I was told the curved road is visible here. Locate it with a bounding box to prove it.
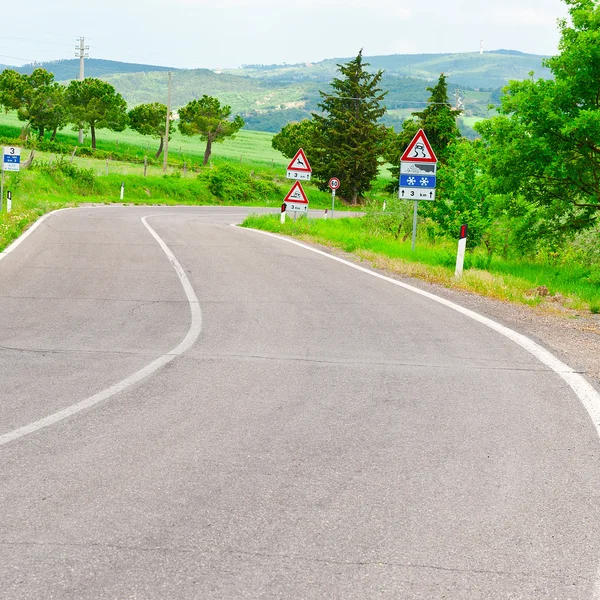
[1,206,600,599]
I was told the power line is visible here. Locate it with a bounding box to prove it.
[0,53,35,63]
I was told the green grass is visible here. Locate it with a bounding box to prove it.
[240,214,600,311]
[0,111,287,168]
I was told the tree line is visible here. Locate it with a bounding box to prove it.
[0,70,244,164]
[272,0,600,258]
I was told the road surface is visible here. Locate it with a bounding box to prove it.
[1,206,600,599]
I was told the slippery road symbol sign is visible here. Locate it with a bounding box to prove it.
[284,181,309,204]
[400,129,437,163]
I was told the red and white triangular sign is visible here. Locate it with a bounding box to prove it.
[401,129,437,163]
[287,148,312,173]
[284,181,309,204]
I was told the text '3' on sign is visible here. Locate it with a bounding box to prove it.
[2,146,21,172]
[286,148,312,181]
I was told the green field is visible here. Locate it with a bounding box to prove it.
[0,111,288,171]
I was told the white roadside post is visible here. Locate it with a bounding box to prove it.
[455,224,468,277]
[120,181,125,201]
[280,202,286,224]
[2,146,21,212]
[398,129,437,251]
[328,177,340,219]
[6,191,12,213]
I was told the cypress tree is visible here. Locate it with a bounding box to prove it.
[411,73,462,163]
[311,50,388,204]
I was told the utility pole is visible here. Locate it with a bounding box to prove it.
[75,37,89,144]
[163,72,172,173]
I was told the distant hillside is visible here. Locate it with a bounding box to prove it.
[228,50,551,90]
[14,58,177,81]
[0,50,552,135]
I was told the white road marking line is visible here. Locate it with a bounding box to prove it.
[0,215,202,447]
[238,225,600,599]
[237,226,600,436]
[0,208,74,262]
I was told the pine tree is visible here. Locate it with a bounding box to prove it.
[311,51,388,204]
[411,73,462,163]
[383,73,461,192]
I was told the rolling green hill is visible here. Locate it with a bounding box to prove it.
[226,49,551,89]
[2,50,551,135]
[13,58,176,81]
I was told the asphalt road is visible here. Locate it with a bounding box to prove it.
[1,206,600,599]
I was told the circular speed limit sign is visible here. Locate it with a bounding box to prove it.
[328,177,340,190]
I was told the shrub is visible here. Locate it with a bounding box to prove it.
[206,163,281,204]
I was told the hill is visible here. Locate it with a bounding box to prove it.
[0,50,552,135]
[13,58,176,81]
[226,49,551,90]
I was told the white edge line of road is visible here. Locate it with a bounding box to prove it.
[0,207,75,262]
[0,214,202,447]
[235,225,600,436]
[238,224,600,600]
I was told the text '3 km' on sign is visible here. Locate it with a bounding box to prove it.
[399,129,437,202]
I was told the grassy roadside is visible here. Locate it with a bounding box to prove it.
[240,214,600,314]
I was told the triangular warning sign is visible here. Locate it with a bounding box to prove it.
[287,148,312,172]
[284,181,309,204]
[400,129,437,163]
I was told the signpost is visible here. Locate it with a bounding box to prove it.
[1,146,21,212]
[398,130,437,250]
[283,149,312,218]
[328,177,340,219]
[286,149,312,181]
[283,181,309,215]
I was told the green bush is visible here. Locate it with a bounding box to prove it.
[32,157,95,189]
[206,163,281,204]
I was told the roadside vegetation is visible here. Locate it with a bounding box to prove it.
[245,0,600,313]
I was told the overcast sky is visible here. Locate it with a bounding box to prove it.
[1,0,569,69]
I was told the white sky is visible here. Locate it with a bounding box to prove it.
[1,0,569,69]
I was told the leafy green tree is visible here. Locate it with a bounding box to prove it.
[66,78,128,149]
[476,0,600,237]
[0,69,26,113]
[271,119,316,159]
[128,102,171,158]
[420,139,494,250]
[311,50,388,204]
[0,68,67,140]
[178,95,244,165]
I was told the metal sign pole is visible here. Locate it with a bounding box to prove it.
[411,200,419,251]
[0,166,4,213]
[331,189,335,219]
